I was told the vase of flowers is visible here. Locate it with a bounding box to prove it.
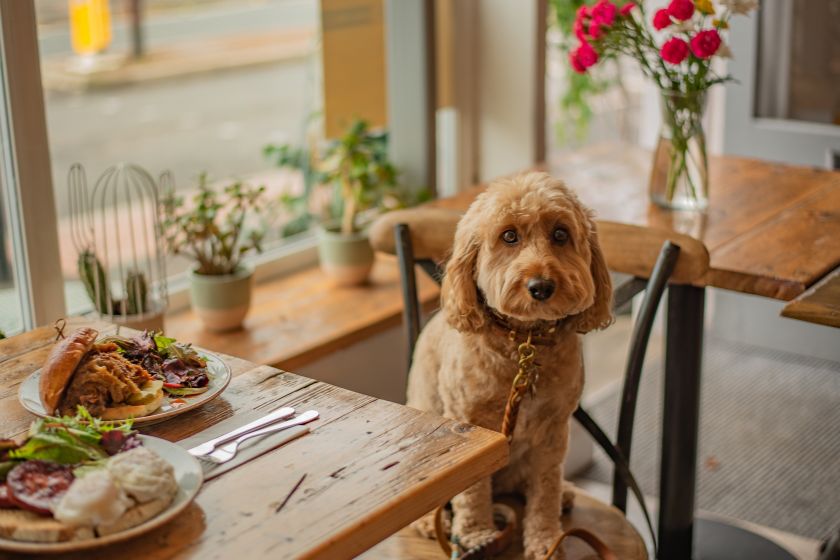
[569,0,758,210]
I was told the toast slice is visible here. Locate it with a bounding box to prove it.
[0,509,94,543]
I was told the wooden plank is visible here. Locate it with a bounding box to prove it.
[709,185,840,300]
[165,255,439,371]
[782,267,840,328]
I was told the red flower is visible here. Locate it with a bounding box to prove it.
[570,42,599,73]
[569,50,587,74]
[573,18,587,41]
[620,2,637,16]
[690,29,721,58]
[591,0,617,27]
[653,9,672,30]
[589,19,605,38]
[660,37,689,64]
[667,0,695,21]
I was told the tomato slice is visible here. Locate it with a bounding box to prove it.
[163,382,183,389]
[0,484,17,509]
[6,461,74,515]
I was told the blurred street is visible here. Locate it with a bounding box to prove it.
[38,0,320,216]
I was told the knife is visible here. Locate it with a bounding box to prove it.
[188,406,295,456]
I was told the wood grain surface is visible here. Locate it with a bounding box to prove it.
[430,143,840,300]
[782,267,840,328]
[0,322,508,560]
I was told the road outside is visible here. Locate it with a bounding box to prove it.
[1,0,321,334]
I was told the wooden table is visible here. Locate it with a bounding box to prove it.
[432,143,840,560]
[0,319,508,559]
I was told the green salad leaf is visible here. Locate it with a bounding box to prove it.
[6,407,133,465]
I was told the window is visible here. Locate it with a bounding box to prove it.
[35,0,323,314]
[0,164,22,336]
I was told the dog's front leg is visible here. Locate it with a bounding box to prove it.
[450,476,498,552]
[522,424,569,560]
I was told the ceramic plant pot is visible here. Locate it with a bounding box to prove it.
[189,266,253,332]
[317,227,374,286]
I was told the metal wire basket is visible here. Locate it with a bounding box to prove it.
[68,162,168,331]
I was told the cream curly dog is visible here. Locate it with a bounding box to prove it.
[407,172,612,559]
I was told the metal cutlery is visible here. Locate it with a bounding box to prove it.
[199,410,319,466]
[188,406,295,457]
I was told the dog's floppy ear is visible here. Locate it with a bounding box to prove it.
[441,217,486,333]
[570,221,613,333]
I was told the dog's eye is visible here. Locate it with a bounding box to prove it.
[501,229,518,244]
[552,227,569,245]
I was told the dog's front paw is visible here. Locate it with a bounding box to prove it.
[524,521,565,560]
[452,527,501,556]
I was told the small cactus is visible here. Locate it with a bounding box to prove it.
[78,249,111,313]
[125,269,148,315]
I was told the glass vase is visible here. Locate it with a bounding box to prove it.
[649,90,709,211]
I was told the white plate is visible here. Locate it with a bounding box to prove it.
[18,351,231,426]
[0,435,203,553]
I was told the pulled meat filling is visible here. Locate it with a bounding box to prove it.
[59,346,152,416]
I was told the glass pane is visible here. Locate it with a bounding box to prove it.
[755,0,840,125]
[35,0,321,314]
[0,166,24,337]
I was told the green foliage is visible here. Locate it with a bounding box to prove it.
[160,174,267,276]
[265,119,413,237]
[125,269,148,315]
[0,330,5,340]
[320,119,398,234]
[549,0,615,142]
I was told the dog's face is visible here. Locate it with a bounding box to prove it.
[442,172,612,332]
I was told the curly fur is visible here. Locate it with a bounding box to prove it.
[407,172,612,559]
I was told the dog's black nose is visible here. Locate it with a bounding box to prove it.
[527,278,555,301]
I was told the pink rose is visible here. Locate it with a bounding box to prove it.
[574,18,587,41]
[570,42,599,73]
[591,0,617,27]
[690,29,721,58]
[569,50,587,74]
[620,2,637,16]
[653,9,672,30]
[660,37,689,64]
[667,0,695,20]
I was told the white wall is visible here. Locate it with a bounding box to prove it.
[476,0,538,181]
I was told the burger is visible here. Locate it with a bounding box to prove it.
[39,328,164,420]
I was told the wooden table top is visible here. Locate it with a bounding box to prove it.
[0,319,508,559]
[434,143,840,301]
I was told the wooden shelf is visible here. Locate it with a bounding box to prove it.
[165,255,440,370]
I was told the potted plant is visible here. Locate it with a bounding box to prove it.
[160,175,266,332]
[265,119,404,286]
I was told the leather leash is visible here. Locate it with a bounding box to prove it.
[434,330,619,560]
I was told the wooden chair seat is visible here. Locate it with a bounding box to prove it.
[361,490,647,559]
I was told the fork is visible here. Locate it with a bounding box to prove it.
[198,410,320,466]
[188,406,295,457]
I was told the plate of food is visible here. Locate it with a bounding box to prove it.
[19,327,231,425]
[0,409,202,552]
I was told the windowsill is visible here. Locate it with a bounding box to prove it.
[164,254,440,371]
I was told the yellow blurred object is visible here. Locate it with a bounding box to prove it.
[69,0,112,55]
